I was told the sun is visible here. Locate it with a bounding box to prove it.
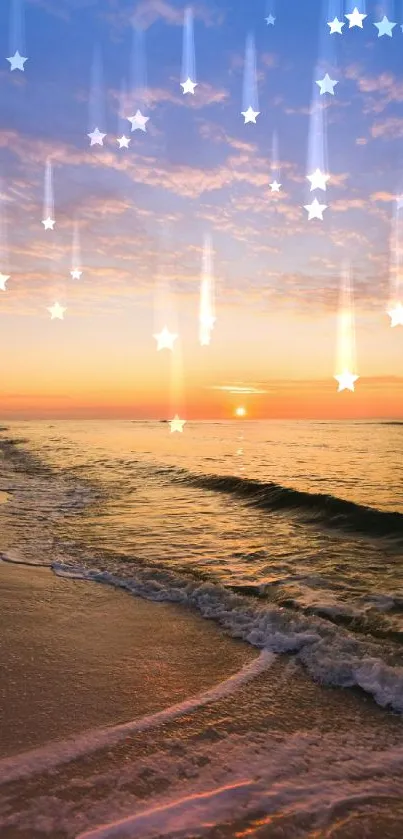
[235,406,247,417]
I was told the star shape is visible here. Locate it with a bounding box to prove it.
[374,16,396,37]
[265,14,275,25]
[47,302,66,320]
[316,73,338,95]
[181,77,198,94]
[153,327,178,351]
[117,135,130,149]
[306,168,330,191]
[127,110,149,132]
[6,50,28,71]
[170,415,186,433]
[334,371,359,392]
[70,269,82,280]
[388,303,403,327]
[88,127,106,146]
[328,17,345,34]
[303,198,327,220]
[241,106,260,124]
[345,7,367,28]
[0,273,10,291]
[42,217,55,230]
[269,180,282,192]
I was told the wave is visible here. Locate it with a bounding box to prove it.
[170,469,403,543]
[47,561,403,715]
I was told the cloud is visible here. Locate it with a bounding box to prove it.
[371,117,403,139]
[209,384,268,394]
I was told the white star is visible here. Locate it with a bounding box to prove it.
[42,217,55,230]
[170,415,186,433]
[269,180,282,192]
[181,78,198,94]
[117,135,130,149]
[334,371,359,392]
[127,110,149,132]
[265,14,275,25]
[241,106,260,124]
[328,17,345,34]
[0,273,10,290]
[345,7,367,28]
[316,73,338,95]
[388,303,403,327]
[88,127,106,146]
[47,302,66,320]
[70,269,82,280]
[153,327,178,351]
[6,50,28,71]
[374,16,396,37]
[303,198,328,220]
[306,168,330,191]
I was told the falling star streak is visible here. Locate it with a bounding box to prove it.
[153,227,179,350]
[7,0,28,70]
[0,186,10,291]
[127,27,150,132]
[334,262,359,392]
[270,130,282,192]
[387,199,403,326]
[265,0,276,26]
[117,78,130,148]
[181,7,197,94]
[42,159,55,230]
[70,220,82,280]
[327,0,344,34]
[168,339,186,432]
[199,233,216,346]
[345,2,367,28]
[241,33,260,123]
[88,44,107,145]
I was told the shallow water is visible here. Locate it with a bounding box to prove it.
[0,419,402,712]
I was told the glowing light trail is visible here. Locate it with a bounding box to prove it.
[127,28,150,132]
[334,263,359,392]
[71,221,82,280]
[6,0,28,71]
[387,198,403,327]
[181,8,197,94]
[241,34,260,123]
[42,160,55,230]
[88,45,107,146]
[199,234,216,346]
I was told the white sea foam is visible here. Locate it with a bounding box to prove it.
[0,651,274,785]
[50,562,403,715]
[75,728,403,838]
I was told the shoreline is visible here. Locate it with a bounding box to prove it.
[0,561,256,759]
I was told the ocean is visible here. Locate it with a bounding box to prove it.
[0,419,403,837]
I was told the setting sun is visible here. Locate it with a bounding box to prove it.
[235,406,247,417]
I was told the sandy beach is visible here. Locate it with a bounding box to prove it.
[1,561,403,838]
[0,562,256,759]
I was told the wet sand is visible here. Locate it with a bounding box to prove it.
[1,562,403,839]
[0,562,256,757]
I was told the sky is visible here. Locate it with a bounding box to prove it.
[0,0,403,420]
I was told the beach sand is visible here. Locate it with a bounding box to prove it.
[0,562,255,758]
[1,562,403,839]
